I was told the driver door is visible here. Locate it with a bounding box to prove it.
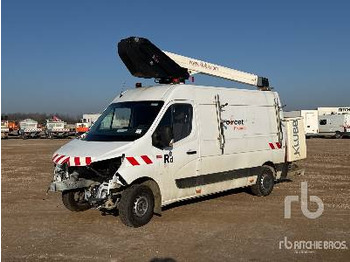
[152,101,200,201]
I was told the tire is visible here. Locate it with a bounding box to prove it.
[251,166,275,196]
[119,184,154,227]
[62,189,91,212]
[335,132,343,139]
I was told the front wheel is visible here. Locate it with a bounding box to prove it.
[251,166,275,196]
[62,189,91,212]
[119,185,154,227]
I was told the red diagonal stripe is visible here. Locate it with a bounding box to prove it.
[85,157,92,165]
[52,154,58,161]
[52,154,61,162]
[55,155,64,163]
[276,142,282,149]
[269,143,275,149]
[74,157,81,166]
[126,157,140,166]
[62,157,70,164]
[141,155,153,164]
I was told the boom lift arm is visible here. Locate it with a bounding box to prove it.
[163,51,269,89]
[118,37,269,90]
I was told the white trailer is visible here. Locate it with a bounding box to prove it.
[49,37,306,227]
[284,110,318,137]
[318,114,350,138]
[318,107,350,116]
[19,119,42,139]
[45,117,70,138]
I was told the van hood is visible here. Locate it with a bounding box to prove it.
[52,139,133,166]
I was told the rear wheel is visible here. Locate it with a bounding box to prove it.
[119,185,154,227]
[62,189,91,212]
[335,132,343,139]
[251,166,275,196]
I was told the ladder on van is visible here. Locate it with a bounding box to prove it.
[118,37,270,90]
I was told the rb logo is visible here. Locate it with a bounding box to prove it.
[284,181,324,219]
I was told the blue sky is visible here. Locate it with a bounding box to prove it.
[2,0,350,115]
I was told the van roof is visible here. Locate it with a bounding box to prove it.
[112,84,277,104]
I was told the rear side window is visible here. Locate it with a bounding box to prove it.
[320,119,327,125]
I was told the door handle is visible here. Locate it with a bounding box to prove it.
[186,150,197,155]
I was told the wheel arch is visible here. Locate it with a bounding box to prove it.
[262,161,276,177]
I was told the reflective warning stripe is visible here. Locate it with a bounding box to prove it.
[269,142,282,150]
[52,154,93,166]
[126,157,140,166]
[141,155,153,164]
[59,156,70,164]
[74,157,80,166]
[126,155,154,166]
[55,155,65,163]
[52,153,59,161]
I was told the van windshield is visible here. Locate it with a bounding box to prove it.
[85,101,164,142]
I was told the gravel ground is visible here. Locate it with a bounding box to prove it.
[1,138,349,261]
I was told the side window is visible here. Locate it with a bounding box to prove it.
[172,104,193,142]
[319,119,327,125]
[152,103,193,148]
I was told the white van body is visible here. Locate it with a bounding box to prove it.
[50,84,306,226]
[284,110,318,136]
[318,114,350,138]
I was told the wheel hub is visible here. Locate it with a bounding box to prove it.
[73,191,85,203]
[133,196,149,217]
[262,174,272,190]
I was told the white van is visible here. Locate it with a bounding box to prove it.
[49,37,306,227]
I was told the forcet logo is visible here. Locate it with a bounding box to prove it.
[284,181,324,219]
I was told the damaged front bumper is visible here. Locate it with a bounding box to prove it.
[49,177,96,192]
